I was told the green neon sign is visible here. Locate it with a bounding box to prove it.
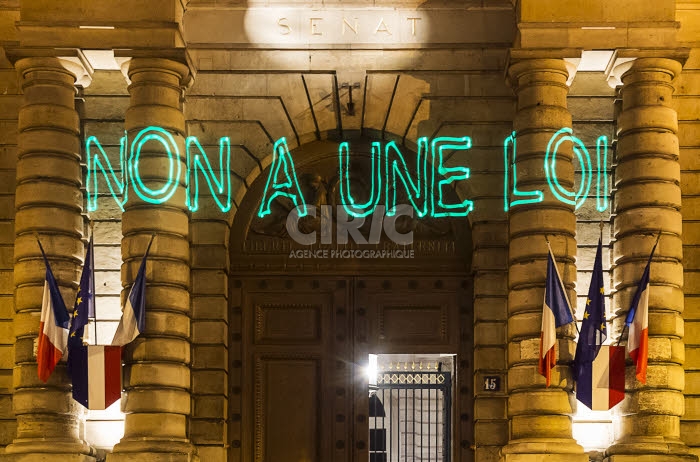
[185,136,232,213]
[85,126,609,217]
[334,136,474,219]
[503,131,543,211]
[385,138,428,218]
[258,137,307,218]
[130,127,181,205]
[430,137,473,217]
[503,129,609,212]
[86,132,128,212]
[339,140,383,218]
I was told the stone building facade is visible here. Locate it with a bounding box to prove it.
[0,1,699,462]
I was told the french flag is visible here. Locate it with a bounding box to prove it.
[625,240,657,384]
[37,241,71,382]
[539,246,575,387]
[69,345,122,409]
[576,345,625,410]
[111,236,152,346]
[67,236,122,409]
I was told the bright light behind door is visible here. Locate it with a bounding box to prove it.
[368,354,378,385]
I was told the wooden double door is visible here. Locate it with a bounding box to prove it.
[233,275,472,462]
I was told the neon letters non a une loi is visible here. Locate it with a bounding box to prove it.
[85,126,609,217]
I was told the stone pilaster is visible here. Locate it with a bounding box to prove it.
[500,58,586,462]
[605,58,697,462]
[189,215,230,462]
[1,57,94,461]
[469,155,510,462]
[107,58,197,462]
[0,49,20,453]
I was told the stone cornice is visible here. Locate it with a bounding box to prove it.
[505,48,582,88]
[4,47,94,87]
[604,48,690,88]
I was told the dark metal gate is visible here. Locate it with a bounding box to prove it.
[369,371,452,462]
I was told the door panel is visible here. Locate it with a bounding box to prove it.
[358,279,461,354]
[255,356,321,462]
[254,303,322,345]
[236,277,470,462]
[240,278,349,462]
[378,304,450,346]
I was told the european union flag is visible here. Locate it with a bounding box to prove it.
[67,236,95,407]
[68,236,95,345]
[573,239,607,390]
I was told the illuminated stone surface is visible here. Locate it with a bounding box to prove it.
[2,57,94,461]
[107,58,197,462]
[605,57,695,462]
[0,2,699,462]
[501,58,586,462]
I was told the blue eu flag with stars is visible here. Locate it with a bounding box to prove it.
[573,238,607,383]
[67,236,95,406]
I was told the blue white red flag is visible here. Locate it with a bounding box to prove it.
[576,345,625,410]
[539,246,575,387]
[37,240,70,382]
[625,240,657,384]
[111,237,153,346]
[574,238,623,410]
[67,236,121,409]
[68,344,122,409]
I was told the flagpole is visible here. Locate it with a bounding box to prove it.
[34,232,43,253]
[544,235,580,334]
[615,327,625,347]
[600,219,606,343]
[615,230,662,347]
[88,221,96,346]
[146,233,156,254]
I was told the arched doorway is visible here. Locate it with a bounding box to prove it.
[228,139,475,462]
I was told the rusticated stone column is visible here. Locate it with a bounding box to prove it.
[2,57,94,461]
[500,58,586,462]
[108,58,197,462]
[606,58,696,462]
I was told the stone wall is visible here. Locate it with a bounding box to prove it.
[679,48,700,460]
[80,69,130,450]
[0,48,18,454]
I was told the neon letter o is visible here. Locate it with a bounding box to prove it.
[545,128,592,210]
[130,126,182,205]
